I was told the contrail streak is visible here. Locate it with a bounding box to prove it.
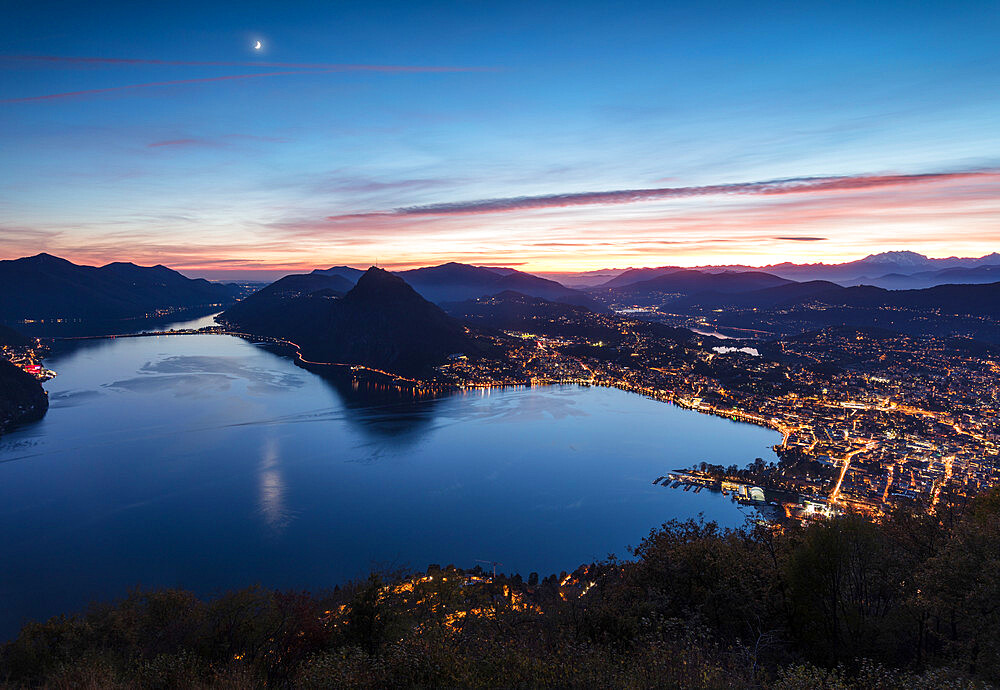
[1,54,493,72]
[2,69,338,103]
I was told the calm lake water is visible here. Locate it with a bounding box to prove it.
[0,321,779,637]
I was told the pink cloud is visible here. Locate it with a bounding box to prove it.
[7,166,997,276]
[325,170,999,220]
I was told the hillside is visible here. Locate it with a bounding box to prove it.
[673,280,1000,343]
[605,269,793,305]
[446,290,695,345]
[0,254,241,324]
[0,325,32,347]
[0,358,47,433]
[672,280,844,310]
[667,277,1000,318]
[218,273,355,339]
[308,261,595,308]
[834,280,1000,318]
[444,290,597,335]
[861,264,1000,289]
[221,267,477,376]
[311,265,366,283]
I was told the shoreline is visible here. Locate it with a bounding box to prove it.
[38,327,805,519]
[45,325,787,447]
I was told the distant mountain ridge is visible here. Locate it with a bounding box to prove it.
[595,251,1000,289]
[759,251,1000,285]
[311,265,366,283]
[671,278,1000,343]
[0,253,242,324]
[831,280,1000,318]
[310,261,594,308]
[600,269,793,306]
[625,269,791,294]
[851,264,1000,290]
[672,280,844,310]
[674,278,1000,317]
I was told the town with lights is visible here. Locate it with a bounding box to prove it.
[433,297,1000,525]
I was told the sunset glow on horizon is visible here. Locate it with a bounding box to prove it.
[2,1,998,280]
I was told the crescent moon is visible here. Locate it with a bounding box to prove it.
[254,40,262,50]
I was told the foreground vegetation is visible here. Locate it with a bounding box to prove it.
[3,489,1000,688]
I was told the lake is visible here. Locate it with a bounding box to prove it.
[0,323,780,638]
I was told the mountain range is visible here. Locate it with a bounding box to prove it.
[221,267,479,376]
[669,278,1000,343]
[4,249,1000,350]
[314,261,594,307]
[593,251,1000,289]
[605,270,794,305]
[856,264,1000,290]
[6,250,991,329]
[0,253,242,325]
[673,278,1000,318]
[250,272,356,300]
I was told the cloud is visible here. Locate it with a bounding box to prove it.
[1,56,494,103]
[315,176,455,195]
[775,236,828,241]
[147,138,213,148]
[224,133,290,143]
[1,69,347,103]
[1,54,494,73]
[326,170,998,220]
[146,133,291,148]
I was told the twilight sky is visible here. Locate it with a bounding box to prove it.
[2,0,999,280]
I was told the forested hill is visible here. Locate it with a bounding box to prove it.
[0,253,241,323]
[221,267,479,376]
[0,358,47,434]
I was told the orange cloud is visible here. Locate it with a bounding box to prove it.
[325,170,998,220]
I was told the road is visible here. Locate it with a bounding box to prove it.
[829,440,878,504]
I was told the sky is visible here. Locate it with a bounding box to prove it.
[2,0,999,280]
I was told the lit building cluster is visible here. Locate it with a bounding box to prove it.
[436,298,1000,522]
